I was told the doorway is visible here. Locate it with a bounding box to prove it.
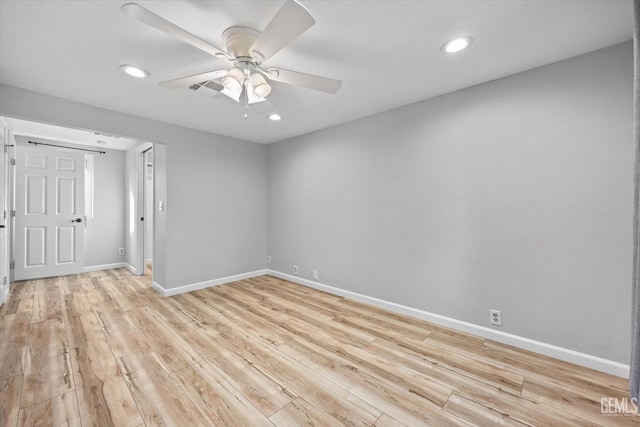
[136,142,154,284]
[142,147,153,278]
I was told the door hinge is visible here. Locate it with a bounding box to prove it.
[2,277,6,285]
[10,158,15,166]
[9,261,15,269]
[10,210,15,218]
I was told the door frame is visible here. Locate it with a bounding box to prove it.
[136,142,153,278]
[0,121,11,304]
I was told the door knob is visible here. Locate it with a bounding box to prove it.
[71,218,83,223]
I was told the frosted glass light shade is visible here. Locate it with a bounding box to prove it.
[223,68,244,93]
[251,73,271,98]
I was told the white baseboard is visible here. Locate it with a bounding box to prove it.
[152,269,269,297]
[267,270,629,378]
[83,262,127,272]
[2,285,8,305]
[124,263,137,275]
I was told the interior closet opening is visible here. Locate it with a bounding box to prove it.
[141,146,153,280]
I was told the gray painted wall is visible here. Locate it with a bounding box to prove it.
[267,42,634,363]
[87,145,125,267]
[14,135,125,267]
[1,85,267,290]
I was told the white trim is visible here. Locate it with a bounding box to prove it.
[83,262,127,272]
[2,284,8,305]
[135,142,153,277]
[267,270,629,378]
[124,263,137,275]
[151,281,165,295]
[151,269,269,297]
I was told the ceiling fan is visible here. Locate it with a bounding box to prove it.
[121,0,341,115]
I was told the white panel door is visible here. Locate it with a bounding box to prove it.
[14,146,84,280]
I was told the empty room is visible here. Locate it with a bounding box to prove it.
[0,0,639,425]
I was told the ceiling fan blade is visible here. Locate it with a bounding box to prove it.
[159,70,229,89]
[249,0,315,63]
[121,3,230,60]
[267,68,342,94]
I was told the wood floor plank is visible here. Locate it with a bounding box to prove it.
[99,279,138,312]
[21,342,74,408]
[333,314,430,347]
[199,290,294,345]
[214,284,292,324]
[73,352,143,427]
[0,374,23,427]
[18,390,81,427]
[269,397,343,427]
[118,350,209,427]
[0,312,31,380]
[219,328,381,427]
[522,376,640,426]
[172,359,275,426]
[59,275,85,296]
[130,291,193,326]
[21,317,74,407]
[236,280,345,320]
[373,414,410,427]
[172,320,296,416]
[31,282,63,323]
[274,304,376,349]
[86,287,126,316]
[443,391,531,426]
[391,334,525,392]
[278,336,457,427]
[482,339,629,393]
[0,281,35,317]
[128,306,202,372]
[169,293,232,332]
[448,374,598,426]
[95,308,151,359]
[328,291,482,346]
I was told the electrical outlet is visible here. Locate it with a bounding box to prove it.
[267,255,272,264]
[490,309,502,326]
[118,248,125,256]
[293,265,299,275]
[312,269,318,280]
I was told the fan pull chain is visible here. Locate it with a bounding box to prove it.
[243,81,250,119]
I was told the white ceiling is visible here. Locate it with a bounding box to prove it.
[3,117,142,151]
[0,0,633,144]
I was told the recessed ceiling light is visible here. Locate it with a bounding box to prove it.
[120,64,149,78]
[269,113,282,121]
[441,36,473,54]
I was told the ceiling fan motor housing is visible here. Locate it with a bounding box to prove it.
[222,26,261,61]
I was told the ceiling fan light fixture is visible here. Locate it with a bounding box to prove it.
[441,36,473,54]
[120,64,149,78]
[222,67,244,93]
[251,73,272,98]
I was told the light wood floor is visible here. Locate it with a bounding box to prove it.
[1,268,638,426]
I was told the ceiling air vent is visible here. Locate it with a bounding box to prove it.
[185,80,224,99]
[188,82,205,91]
